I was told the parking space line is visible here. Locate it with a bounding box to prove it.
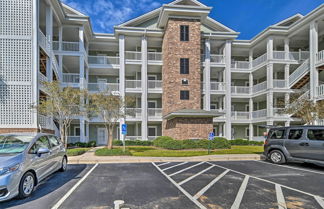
[51,163,99,209]
[315,196,324,208]
[276,184,287,209]
[178,165,215,186]
[230,175,249,209]
[162,162,188,171]
[207,162,324,207]
[152,162,207,209]
[169,162,205,177]
[254,160,324,175]
[157,162,171,167]
[193,169,230,200]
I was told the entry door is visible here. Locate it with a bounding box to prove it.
[97,128,108,146]
[97,79,107,91]
[148,126,157,137]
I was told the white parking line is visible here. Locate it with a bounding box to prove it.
[315,196,324,208]
[169,162,205,177]
[193,169,230,200]
[162,162,188,171]
[178,165,215,186]
[152,162,207,209]
[254,160,324,175]
[157,162,171,167]
[231,175,249,209]
[51,163,99,209]
[276,184,287,209]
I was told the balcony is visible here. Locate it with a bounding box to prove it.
[252,53,267,68]
[126,108,142,120]
[317,84,324,99]
[148,52,162,62]
[273,51,309,61]
[148,80,162,92]
[316,50,324,67]
[252,109,267,119]
[126,80,142,91]
[231,61,250,71]
[231,111,250,120]
[62,73,80,87]
[53,41,80,52]
[88,56,119,67]
[148,108,162,120]
[231,86,250,95]
[252,81,267,94]
[273,80,286,89]
[273,108,288,117]
[88,83,119,93]
[125,51,142,61]
[210,82,225,92]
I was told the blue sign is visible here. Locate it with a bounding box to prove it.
[208,132,215,140]
[122,124,127,135]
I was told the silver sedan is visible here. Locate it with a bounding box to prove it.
[0,133,67,202]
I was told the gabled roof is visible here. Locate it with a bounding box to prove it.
[61,3,86,17]
[169,0,208,7]
[273,14,304,27]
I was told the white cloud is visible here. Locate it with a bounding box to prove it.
[61,0,162,33]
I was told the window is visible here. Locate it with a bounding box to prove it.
[182,79,189,85]
[180,25,189,41]
[180,58,189,74]
[29,136,50,154]
[180,90,189,100]
[288,129,303,140]
[48,136,60,147]
[269,129,285,139]
[74,127,80,136]
[245,128,250,138]
[307,129,324,141]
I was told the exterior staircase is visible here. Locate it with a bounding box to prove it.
[289,59,310,89]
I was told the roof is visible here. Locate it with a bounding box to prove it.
[163,109,224,120]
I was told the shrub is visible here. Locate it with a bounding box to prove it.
[67,148,90,156]
[113,140,153,146]
[87,141,96,147]
[95,148,132,156]
[230,139,264,146]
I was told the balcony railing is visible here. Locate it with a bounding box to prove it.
[148,108,162,118]
[252,109,267,119]
[231,61,250,70]
[289,59,310,86]
[273,80,286,89]
[231,86,250,95]
[273,51,286,60]
[53,41,80,52]
[252,81,267,93]
[88,56,119,65]
[210,55,225,64]
[273,108,287,117]
[252,53,267,68]
[126,80,141,89]
[148,80,162,89]
[63,73,80,83]
[126,108,142,119]
[38,72,48,84]
[125,51,142,61]
[126,136,142,140]
[210,82,225,91]
[316,50,324,66]
[148,52,162,61]
[317,84,324,98]
[88,83,119,92]
[231,111,250,120]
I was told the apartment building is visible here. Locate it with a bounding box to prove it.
[1,0,324,144]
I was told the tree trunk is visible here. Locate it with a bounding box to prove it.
[107,125,114,150]
[59,121,66,148]
[64,125,68,149]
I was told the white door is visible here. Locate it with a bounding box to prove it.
[97,128,108,145]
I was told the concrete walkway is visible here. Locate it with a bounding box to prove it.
[68,148,263,164]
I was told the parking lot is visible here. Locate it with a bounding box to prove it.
[2,160,324,209]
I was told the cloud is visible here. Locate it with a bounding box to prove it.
[61,0,162,33]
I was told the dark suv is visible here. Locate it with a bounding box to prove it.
[264,126,324,165]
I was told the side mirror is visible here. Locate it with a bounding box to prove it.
[37,147,50,156]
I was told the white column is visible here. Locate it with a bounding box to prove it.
[45,6,53,81]
[310,21,319,100]
[249,123,253,141]
[86,122,90,142]
[267,63,273,119]
[80,120,86,143]
[284,64,290,88]
[249,73,253,94]
[267,37,273,60]
[119,35,125,141]
[204,39,211,110]
[224,41,232,139]
[284,38,290,60]
[79,27,85,90]
[58,26,63,79]
[249,49,253,69]
[141,36,148,140]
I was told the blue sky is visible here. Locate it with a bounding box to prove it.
[61,0,324,39]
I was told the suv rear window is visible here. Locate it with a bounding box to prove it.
[288,129,303,140]
[269,129,285,139]
[307,129,324,141]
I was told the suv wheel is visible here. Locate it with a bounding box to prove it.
[18,172,35,199]
[269,150,286,164]
[59,156,68,172]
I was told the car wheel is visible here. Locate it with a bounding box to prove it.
[59,156,67,172]
[269,150,286,164]
[18,172,35,199]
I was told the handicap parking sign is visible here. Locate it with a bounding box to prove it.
[122,124,127,135]
[208,132,215,140]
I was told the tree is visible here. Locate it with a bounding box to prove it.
[87,92,134,149]
[35,81,82,148]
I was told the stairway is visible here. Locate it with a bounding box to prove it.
[289,59,310,89]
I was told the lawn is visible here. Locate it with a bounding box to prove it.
[94,146,264,157]
[67,148,91,156]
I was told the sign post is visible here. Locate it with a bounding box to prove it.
[121,124,127,152]
[208,132,215,154]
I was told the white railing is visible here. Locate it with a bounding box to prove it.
[252,53,267,68]
[273,108,287,117]
[67,136,81,144]
[210,82,225,91]
[252,109,267,119]
[210,55,225,64]
[289,59,309,86]
[126,136,142,140]
[316,50,324,65]
[252,81,267,93]
[63,73,80,83]
[289,52,299,61]
[231,61,250,70]
[300,51,310,60]
[125,51,142,61]
[317,84,324,98]
[231,86,250,94]
[148,108,162,118]
[148,136,160,140]
[148,80,162,89]
[88,56,119,65]
[126,80,141,89]
[126,108,142,119]
[53,41,80,52]
[273,80,286,89]
[148,52,162,61]
[88,83,119,92]
[38,115,53,130]
[231,111,250,120]
[273,51,286,60]
[38,72,48,84]
[38,30,51,52]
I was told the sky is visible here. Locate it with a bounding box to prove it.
[61,0,324,40]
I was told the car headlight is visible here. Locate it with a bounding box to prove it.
[0,164,20,176]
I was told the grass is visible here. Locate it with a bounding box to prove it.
[67,148,90,156]
[94,146,264,157]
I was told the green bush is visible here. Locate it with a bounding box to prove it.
[87,141,96,147]
[67,148,90,156]
[112,140,153,146]
[230,139,263,146]
[95,148,132,156]
[152,136,231,150]
[68,141,97,148]
[127,147,156,152]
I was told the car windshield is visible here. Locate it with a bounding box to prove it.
[0,135,34,154]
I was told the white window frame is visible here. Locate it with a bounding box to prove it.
[148,75,157,80]
[74,126,80,136]
[148,100,157,108]
[148,126,157,137]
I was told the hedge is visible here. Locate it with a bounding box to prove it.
[113,140,153,146]
[67,141,96,148]
[230,139,264,146]
[67,148,90,156]
[153,136,231,150]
